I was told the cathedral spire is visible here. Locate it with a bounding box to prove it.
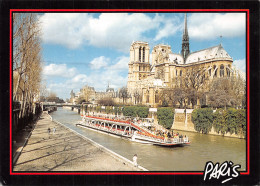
[181,13,190,63]
[184,13,188,36]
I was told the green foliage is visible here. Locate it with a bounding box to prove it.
[105,106,113,114]
[211,108,246,137]
[122,106,137,117]
[95,106,101,113]
[114,107,118,115]
[236,109,246,137]
[213,109,227,135]
[136,107,149,118]
[157,107,174,129]
[114,106,123,115]
[118,107,122,115]
[192,108,213,134]
[225,108,238,134]
[122,106,149,118]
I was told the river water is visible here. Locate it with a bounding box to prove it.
[50,107,246,171]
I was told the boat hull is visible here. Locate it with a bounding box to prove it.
[76,118,190,147]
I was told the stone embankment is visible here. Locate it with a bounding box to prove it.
[13,112,146,171]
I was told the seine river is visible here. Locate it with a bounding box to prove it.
[50,107,246,171]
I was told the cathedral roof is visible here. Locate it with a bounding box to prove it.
[185,44,232,64]
[168,53,184,64]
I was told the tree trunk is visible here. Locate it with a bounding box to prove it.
[13,71,22,100]
[19,90,25,119]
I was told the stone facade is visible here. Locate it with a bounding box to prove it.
[71,84,131,105]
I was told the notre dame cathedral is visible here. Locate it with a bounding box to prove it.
[127,14,240,107]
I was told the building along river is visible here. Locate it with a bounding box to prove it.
[50,107,246,171]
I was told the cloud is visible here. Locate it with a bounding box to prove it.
[70,74,89,84]
[154,14,181,41]
[46,74,90,99]
[233,58,246,72]
[39,13,156,52]
[79,71,127,91]
[89,56,109,69]
[39,13,246,51]
[82,13,159,52]
[39,13,181,52]
[188,13,246,40]
[39,13,90,49]
[43,64,77,78]
[87,55,130,90]
[109,56,129,70]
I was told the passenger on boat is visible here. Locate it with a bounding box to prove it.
[179,134,183,142]
[164,133,168,142]
[184,135,189,142]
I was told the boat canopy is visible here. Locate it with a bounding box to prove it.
[86,117,133,127]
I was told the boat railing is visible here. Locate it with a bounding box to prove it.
[135,131,164,142]
[170,137,189,144]
[83,118,134,137]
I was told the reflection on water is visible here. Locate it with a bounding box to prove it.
[50,107,246,171]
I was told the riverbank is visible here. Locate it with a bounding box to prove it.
[13,112,146,171]
[172,110,245,139]
[173,121,245,139]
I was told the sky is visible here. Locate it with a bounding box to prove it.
[38,12,246,100]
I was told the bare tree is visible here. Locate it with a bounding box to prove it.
[76,96,86,105]
[46,92,57,102]
[133,88,142,105]
[39,82,49,102]
[181,66,208,108]
[207,90,232,109]
[13,13,42,119]
[160,87,189,108]
[98,97,115,106]
[119,87,128,104]
[183,66,208,91]
[208,76,245,109]
[81,86,95,103]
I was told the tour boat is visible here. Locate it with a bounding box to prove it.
[76,115,190,147]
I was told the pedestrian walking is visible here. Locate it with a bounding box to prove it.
[47,128,51,134]
[133,154,138,167]
[53,127,56,134]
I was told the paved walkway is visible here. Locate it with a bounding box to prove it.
[13,112,143,171]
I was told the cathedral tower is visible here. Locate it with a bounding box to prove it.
[181,13,190,63]
[127,41,150,95]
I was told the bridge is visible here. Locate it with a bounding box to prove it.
[42,102,81,107]
[42,103,81,113]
